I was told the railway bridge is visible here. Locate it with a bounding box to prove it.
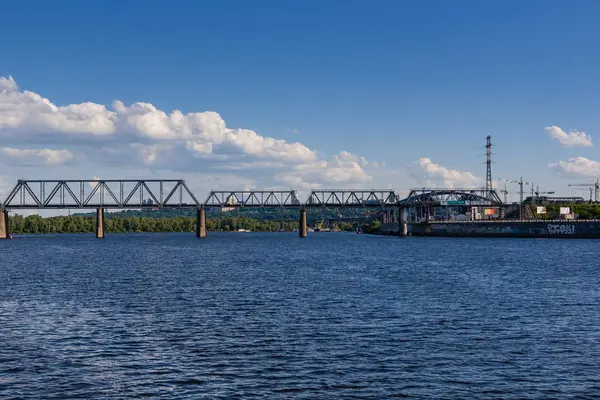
[0,179,400,239]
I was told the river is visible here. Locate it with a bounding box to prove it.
[1,232,599,398]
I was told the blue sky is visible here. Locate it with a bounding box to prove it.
[2,0,600,206]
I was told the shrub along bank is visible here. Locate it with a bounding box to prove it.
[6,214,357,234]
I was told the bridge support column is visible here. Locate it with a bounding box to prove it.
[96,208,105,239]
[196,207,206,238]
[399,207,408,237]
[0,210,8,239]
[299,207,307,238]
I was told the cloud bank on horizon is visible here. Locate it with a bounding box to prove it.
[0,75,377,190]
[549,157,600,178]
[545,126,597,179]
[408,158,481,188]
[0,75,597,196]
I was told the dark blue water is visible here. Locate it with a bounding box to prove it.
[1,233,600,399]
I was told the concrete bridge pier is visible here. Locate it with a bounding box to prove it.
[399,207,408,237]
[0,210,8,239]
[96,208,105,239]
[299,207,307,238]
[196,207,206,238]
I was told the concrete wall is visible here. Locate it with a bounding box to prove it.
[409,220,600,238]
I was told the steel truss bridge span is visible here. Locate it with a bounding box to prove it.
[399,188,503,208]
[1,180,400,210]
[2,180,199,210]
[206,189,398,208]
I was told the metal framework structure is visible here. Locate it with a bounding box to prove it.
[486,135,493,192]
[204,190,301,208]
[400,188,503,208]
[1,180,403,210]
[306,189,398,207]
[2,179,200,209]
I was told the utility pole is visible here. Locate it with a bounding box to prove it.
[485,135,493,195]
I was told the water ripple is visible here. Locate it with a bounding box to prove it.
[1,233,600,398]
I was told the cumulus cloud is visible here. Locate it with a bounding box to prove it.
[0,176,12,199]
[549,157,600,177]
[0,147,73,166]
[0,76,317,164]
[408,158,481,188]
[275,151,373,189]
[545,125,592,147]
[0,75,375,187]
[0,76,115,135]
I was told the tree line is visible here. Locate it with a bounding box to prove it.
[532,204,600,219]
[6,214,357,234]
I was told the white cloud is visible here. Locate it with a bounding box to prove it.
[0,76,316,164]
[0,147,73,166]
[545,125,592,147]
[0,75,374,187]
[408,158,481,188]
[0,175,12,199]
[275,151,373,189]
[0,76,115,135]
[549,157,600,177]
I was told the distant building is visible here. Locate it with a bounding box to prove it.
[221,194,238,212]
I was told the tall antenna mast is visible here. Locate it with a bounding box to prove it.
[486,135,493,193]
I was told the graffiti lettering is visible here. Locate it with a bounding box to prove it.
[547,224,575,235]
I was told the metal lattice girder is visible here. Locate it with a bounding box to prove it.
[2,179,200,209]
[204,190,302,208]
[306,189,398,207]
[0,179,404,210]
[399,188,503,207]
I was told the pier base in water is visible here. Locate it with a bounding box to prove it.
[0,210,7,240]
[196,208,206,238]
[399,222,408,237]
[96,208,104,239]
[399,208,408,236]
[299,208,307,238]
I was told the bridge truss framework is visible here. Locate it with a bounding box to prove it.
[1,180,199,209]
[0,179,509,239]
[1,180,402,210]
[399,188,503,222]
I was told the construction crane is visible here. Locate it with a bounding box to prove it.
[509,177,531,203]
[571,186,593,202]
[500,183,509,203]
[508,177,531,219]
[534,186,555,203]
[568,179,600,202]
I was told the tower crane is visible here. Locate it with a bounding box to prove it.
[507,177,532,219]
[500,183,509,203]
[534,186,555,203]
[568,179,600,202]
[509,177,531,204]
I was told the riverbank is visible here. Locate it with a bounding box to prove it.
[4,214,357,235]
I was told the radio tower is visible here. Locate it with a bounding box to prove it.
[485,135,493,193]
